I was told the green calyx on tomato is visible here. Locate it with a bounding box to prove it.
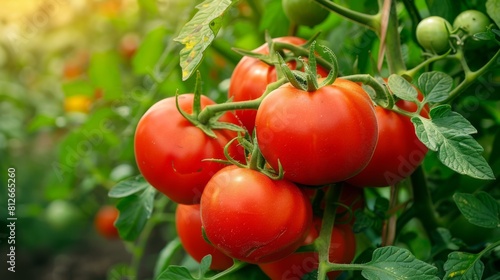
[177,72,244,138]
[416,16,452,54]
[228,36,330,134]
[282,0,330,27]
[256,76,378,186]
[277,41,338,93]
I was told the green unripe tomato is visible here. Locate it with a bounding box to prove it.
[453,10,492,49]
[416,16,452,54]
[282,0,329,27]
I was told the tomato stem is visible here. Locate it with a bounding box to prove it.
[312,0,380,31]
[206,260,247,280]
[409,166,441,244]
[130,195,170,279]
[342,74,394,108]
[443,47,500,103]
[197,77,287,125]
[403,51,451,78]
[316,185,342,280]
[382,0,407,74]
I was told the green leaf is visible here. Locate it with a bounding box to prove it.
[429,105,477,135]
[154,238,183,278]
[115,186,156,241]
[132,26,170,75]
[453,192,500,229]
[199,255,212,277]
[88,52,123,100]
[156,266,195,280]
[388,74,419,103]
[486,0,500,29]
[411,106,495,180]
[443,252,484,280]
[108,175,150,198]
[417,71,453,103]
[362,246,439,280]
[174,0,233,80]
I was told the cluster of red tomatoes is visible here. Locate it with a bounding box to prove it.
[133,37,428,279]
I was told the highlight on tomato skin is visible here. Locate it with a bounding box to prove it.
[200,165,313,264]
[175,204,233,271]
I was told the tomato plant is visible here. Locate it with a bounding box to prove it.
[175,204,233,270]
[134,94,244,204]
[256,78,378,186]
[94,205,120,239]
[200,165,313,264]
[6,0,500,279]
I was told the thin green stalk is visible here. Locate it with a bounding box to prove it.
[197,77,287,124]
[316,186,342,280]
[313,0,380,31]
[129,196,170,279]
[384,0,407,74]
[403,51,452,78]
[207,261,247,280]
[443,47,500,103]
[410,166,440,243]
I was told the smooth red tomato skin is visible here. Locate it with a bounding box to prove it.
[228,37,328,133]
[94,205,120,239]
[256,78,378,186]
[175,204,233,270]
[258,220,356,280]
[134,94,244,204]
[200,165,313,264]
[347,97,428,187]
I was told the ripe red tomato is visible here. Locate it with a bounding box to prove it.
[94,205,120,239]
[228,37,329,133]
[258,219,356,280]
[175,204,233,270]
[255,78,378,186]
[347,92,429,187]
[134,94,244,204]
[200,165,313,264]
